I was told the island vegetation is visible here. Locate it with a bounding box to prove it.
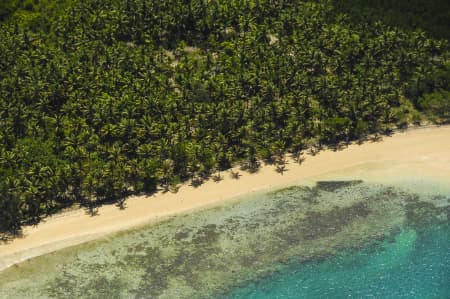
[0,0,449,234]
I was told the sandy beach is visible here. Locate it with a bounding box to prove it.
[1,125,450,272]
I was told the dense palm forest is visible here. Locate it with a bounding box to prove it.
[0,0,449,233]
[334,0,450,40]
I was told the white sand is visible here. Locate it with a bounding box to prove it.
[1,126,450,271]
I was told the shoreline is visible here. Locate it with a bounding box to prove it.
[1,125,450,272]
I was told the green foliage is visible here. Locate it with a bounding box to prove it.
[0,1,16,21]
[333,0,450,40]
[0,0,73,31]
[0,0,449,232]
[418,91,450,123]
[322,117,352,143]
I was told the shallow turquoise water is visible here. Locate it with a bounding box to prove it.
[224,223,450,299]
[0,180,449,298]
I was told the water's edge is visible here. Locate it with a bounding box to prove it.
[0,180,448,299]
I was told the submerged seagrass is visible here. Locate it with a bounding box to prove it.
[0,180,448,298]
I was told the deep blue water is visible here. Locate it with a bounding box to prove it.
[225,223,450,299]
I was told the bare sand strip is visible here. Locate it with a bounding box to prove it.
[1,126,450,271]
